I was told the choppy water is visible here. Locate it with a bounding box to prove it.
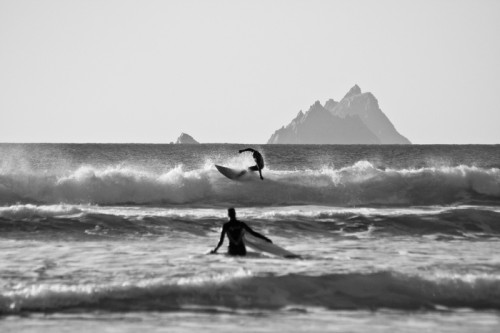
[1,144,500,332]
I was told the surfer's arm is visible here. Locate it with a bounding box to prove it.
[238,148,254,153]
[243,224,272,243]
[211,227,226,253]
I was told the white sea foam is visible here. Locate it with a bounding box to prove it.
[1,162,499,206]
[4,270,500,313]
[0,204,82,219]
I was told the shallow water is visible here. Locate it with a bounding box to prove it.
[2,310,500,333]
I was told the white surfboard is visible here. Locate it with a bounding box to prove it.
[243,233,300,258]
[215,165,250,180]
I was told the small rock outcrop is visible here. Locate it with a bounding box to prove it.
[175,133,199,144]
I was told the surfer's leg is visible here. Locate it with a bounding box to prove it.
[248,165,263,180]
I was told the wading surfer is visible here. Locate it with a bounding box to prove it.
[210,208,272,256]
[239,148,264,180]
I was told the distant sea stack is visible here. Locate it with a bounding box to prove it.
[267,85,411,144]
[175,133,200,144]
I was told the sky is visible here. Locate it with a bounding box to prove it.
[1,0,500,144]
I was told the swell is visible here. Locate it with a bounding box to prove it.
[0,204,219,240]
[1,162,500,207]
[2,270,500,314]
[1,204,500,239]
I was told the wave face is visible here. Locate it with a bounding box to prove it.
[1,143,500,207]
[2,270,500,314]
[1,162,499,207]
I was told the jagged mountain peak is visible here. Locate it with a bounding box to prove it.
[343,84,362,99]
[311,100,323,109]
[294,110,305,121]
[324,99,338,112]
[267,85,411,144]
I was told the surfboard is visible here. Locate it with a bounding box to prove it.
[205,250,265,258]
[243,233,300,258]
[215,165,248,180]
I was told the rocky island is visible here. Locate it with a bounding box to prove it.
[267,85,410,144]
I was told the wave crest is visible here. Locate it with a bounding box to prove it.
[2,270,500,314]
[1,162,499,206]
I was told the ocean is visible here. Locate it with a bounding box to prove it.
[1,143,500,332]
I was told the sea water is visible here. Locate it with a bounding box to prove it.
[1,143,499,332]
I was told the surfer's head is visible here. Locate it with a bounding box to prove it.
[227,207,236,220]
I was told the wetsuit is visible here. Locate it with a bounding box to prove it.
[239,148,264,180]
[248,150,264,172]
[225,221,247,255]
[213,219,272,256]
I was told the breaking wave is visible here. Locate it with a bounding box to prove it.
[1,162,499,207]
[2,270,500,314]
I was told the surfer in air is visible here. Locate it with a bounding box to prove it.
[239,148,264,180]
[210,208,272,256]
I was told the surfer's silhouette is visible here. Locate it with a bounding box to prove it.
[210,208,272,256]
[239,148,264,180]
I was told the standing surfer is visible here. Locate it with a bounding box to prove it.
[239,148,264,180]
[210,208,272,256]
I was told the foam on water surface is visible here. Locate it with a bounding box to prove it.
[1,144,500,331]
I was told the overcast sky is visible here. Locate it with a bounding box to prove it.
[1,0,499,144]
